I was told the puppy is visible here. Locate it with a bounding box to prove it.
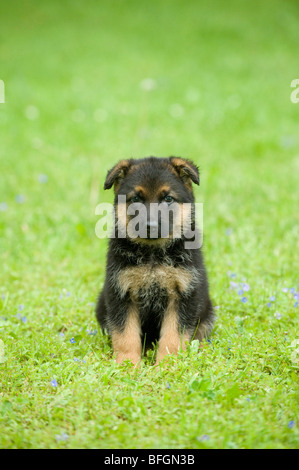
[96,156,214,365]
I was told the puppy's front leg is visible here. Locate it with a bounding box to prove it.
[111,304,142,366]
[155,300,189,365]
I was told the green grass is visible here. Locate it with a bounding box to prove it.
[0,0,298,449]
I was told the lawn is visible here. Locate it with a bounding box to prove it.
[0,0,298,449]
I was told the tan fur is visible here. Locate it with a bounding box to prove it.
[105,159,131,192]
[117,265,194,300]
[169,157,198,189]
[129,184,173,201]
[127,236,173,247]
[133,185,147,197]
[170,157,190,168]
[111,304,142,366]
[117,265,195,364]
[155,299,190,364]
[158,185,171,194]
[171,202,192,237]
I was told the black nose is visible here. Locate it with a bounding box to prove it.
[147,220,158,238]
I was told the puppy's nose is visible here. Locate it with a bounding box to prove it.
[147,220,158,238]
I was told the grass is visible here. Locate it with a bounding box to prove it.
[0,0,299,449]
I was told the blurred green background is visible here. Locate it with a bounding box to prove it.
[0,0,298,449]
[1,0,299,277]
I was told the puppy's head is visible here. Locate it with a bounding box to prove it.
[104,156,199,245]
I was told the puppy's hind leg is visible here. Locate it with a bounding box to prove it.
[193,302,215,343]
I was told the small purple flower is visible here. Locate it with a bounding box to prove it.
[1,294,5,300]
[70,337,75,344]
[166,382,171,389]
[231,273,237,279]
[197,435,210,442]
[87,329,98,335]
[293,293,299,300]
[288,420,295,429]
[274,312,282,319]
[280,136,294,148]
[51,379,58,387]
[230,281,238,290]
[18,304,24,311]
[74,357,80,362]
[242,283,250,292]
[295,302,298,308]
[282,287,288,293]
[0,202,8,212]
[267,302,272,308]
[38,173,48,184]
[21,316,27,323]
[15,194,26,204]
[290,288,295,294]
[241,297,248,303]
[269,296,275,301]
[55,432,69,441]
[238,289,244,295]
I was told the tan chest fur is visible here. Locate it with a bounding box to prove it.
[116,264,197,301]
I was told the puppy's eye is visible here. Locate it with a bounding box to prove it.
[164,195,175,204]
[130,195,141,203]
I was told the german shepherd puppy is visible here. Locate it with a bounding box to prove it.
[96,156,214,365]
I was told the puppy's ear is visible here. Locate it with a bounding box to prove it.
[104,159,131,190]
[169,157,200,186]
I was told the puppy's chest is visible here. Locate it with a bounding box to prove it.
[115,264,195,305]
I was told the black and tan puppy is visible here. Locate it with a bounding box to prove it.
[96,156,214,365]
